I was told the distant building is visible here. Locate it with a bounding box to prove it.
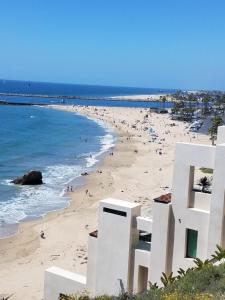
[44,126,225,300]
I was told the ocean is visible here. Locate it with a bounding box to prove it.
[0,80,175,238]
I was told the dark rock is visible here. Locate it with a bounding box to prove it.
[11,170,43,185]
[81,172,89,176]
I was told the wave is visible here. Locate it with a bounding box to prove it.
[0,113,116,237]
[0,163,82,225]
[84,116,115,168]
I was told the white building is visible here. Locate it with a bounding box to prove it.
[44,125,225,300]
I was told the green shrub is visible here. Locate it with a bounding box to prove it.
[60,260,225,300]
[200,168,213,174]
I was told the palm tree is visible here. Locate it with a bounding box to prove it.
[160,272,176,287]
[148,281,160,290]
[193,258,212,269]
[202,97,210,115]
[161,96,167,110]
[198,176,211,192]
[211,245,225,263]
[208,115,223,145]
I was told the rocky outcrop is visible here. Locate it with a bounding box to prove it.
[11,171,43,185]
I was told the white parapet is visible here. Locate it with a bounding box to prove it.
[44,266,86,300]
[217,126,225,144]
[136,216,153,232]
[86,234,98,296]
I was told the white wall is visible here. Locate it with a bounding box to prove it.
[86,235,98,296]
[171,142,214,272]
[191,191,211,211]
[208,144,225,256]
[44,267,86,300]
[133,216,152,293]
[133,249,151,293]
[217,126,225,144]
[150,202,174,284]
[94,198,141,296]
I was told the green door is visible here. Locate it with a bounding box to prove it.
[186,229,198,258]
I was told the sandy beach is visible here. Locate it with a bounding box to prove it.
[0,105,210,300]
[108,94,172,101]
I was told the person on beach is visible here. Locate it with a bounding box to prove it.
[40,231,46,239]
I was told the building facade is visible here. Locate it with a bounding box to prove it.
[44,126,225,300]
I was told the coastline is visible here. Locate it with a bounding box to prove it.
[0,105,210,300]
[0,106,116,239]
[0,92,172,101]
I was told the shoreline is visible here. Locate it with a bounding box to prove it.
[0,107,116,239]
[0,105,210,299]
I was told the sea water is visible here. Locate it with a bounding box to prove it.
[0,105,115,237]
[0,79,175,108]
[0,79,175,238]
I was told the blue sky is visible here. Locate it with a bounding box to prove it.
[0,0,225,90]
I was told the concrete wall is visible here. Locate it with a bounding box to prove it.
[94,198,141,296]
[44,267,86,300]
[150,202,174,284]
[133,249,151,293]
[171,142,214,273]
[217,126,225,144]
[86,235,98,296]
[133,216,152,293]
[208,144,225,255]
[191,191,211,211]
[136,216,153,232]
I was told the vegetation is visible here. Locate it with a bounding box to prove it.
[171,101,195,121]
[60,246,225,300]
[198,176,211,192]
[202,97,210,115]
[199,168,213,174]
[208,116,223,145]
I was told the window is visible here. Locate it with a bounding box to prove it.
[103,207,127,217]
[191,166,213,194]
[137,231,151,251]
[186,229,198,258]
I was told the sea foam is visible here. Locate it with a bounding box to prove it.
[0,111,116,237]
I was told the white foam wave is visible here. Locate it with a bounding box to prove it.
[0,113,116,231]
[0,164,82,225]
[0,179,13,186]
[86,133,115,168]
[80,114,116,168]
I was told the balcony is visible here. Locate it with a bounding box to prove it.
[190,190,211,212]
[136,231,151,251]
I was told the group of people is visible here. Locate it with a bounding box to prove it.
[66,186,73,192]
